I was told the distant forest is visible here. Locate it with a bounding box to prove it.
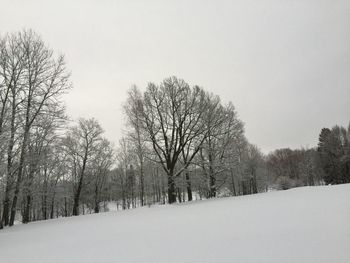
[0,30,349,228]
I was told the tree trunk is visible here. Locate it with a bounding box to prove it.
[230,168,237,196]
[94,185,100,213]
[42,194,47,220]
[9,123,31,226]
[22,194,32,223]
[167,171,177,204]
[208,149,216,198]
[185,171,193,201]
[177,187,182,203]
[64,197,68,217]
[72,192,80,216]
[9,194,18,226]
[1,183,11,226]
[23,167,36,223]
[50,197,55,219]
[139,163,145,206]
[72,152,88,216]
[209,175,216,197]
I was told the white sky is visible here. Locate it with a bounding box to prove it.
[1,0,349,153]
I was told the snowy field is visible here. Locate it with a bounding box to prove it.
[0,184,349,263]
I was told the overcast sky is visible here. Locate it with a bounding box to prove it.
[1,0,349,153]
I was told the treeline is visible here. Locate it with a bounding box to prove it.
[0,30,348,228]
[266,125,350,189]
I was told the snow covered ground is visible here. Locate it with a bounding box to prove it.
[1,184,349,263]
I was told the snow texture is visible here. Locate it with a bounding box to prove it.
[1,184,349,263]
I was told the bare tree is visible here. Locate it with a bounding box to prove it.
[199,101,244,197]
[90,138,114,213]
[0,32,25,227]
[63,118,103,216]
[124,86,148,206]
[115,137,136,209]
[140,77,213,203]
[243,144,264,194]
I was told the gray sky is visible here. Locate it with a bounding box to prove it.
[1,0,350,153]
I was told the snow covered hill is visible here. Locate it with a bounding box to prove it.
[1,184,349,263]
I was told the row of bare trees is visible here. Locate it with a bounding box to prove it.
[0,30,272,228]
[1,29,337,229]
[0,30,70,227]
[121,77,268,205]
[0,31,116,228]
[119,80,350,208]
[120,77,341,204]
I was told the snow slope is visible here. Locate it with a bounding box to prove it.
[1,184,349,263]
